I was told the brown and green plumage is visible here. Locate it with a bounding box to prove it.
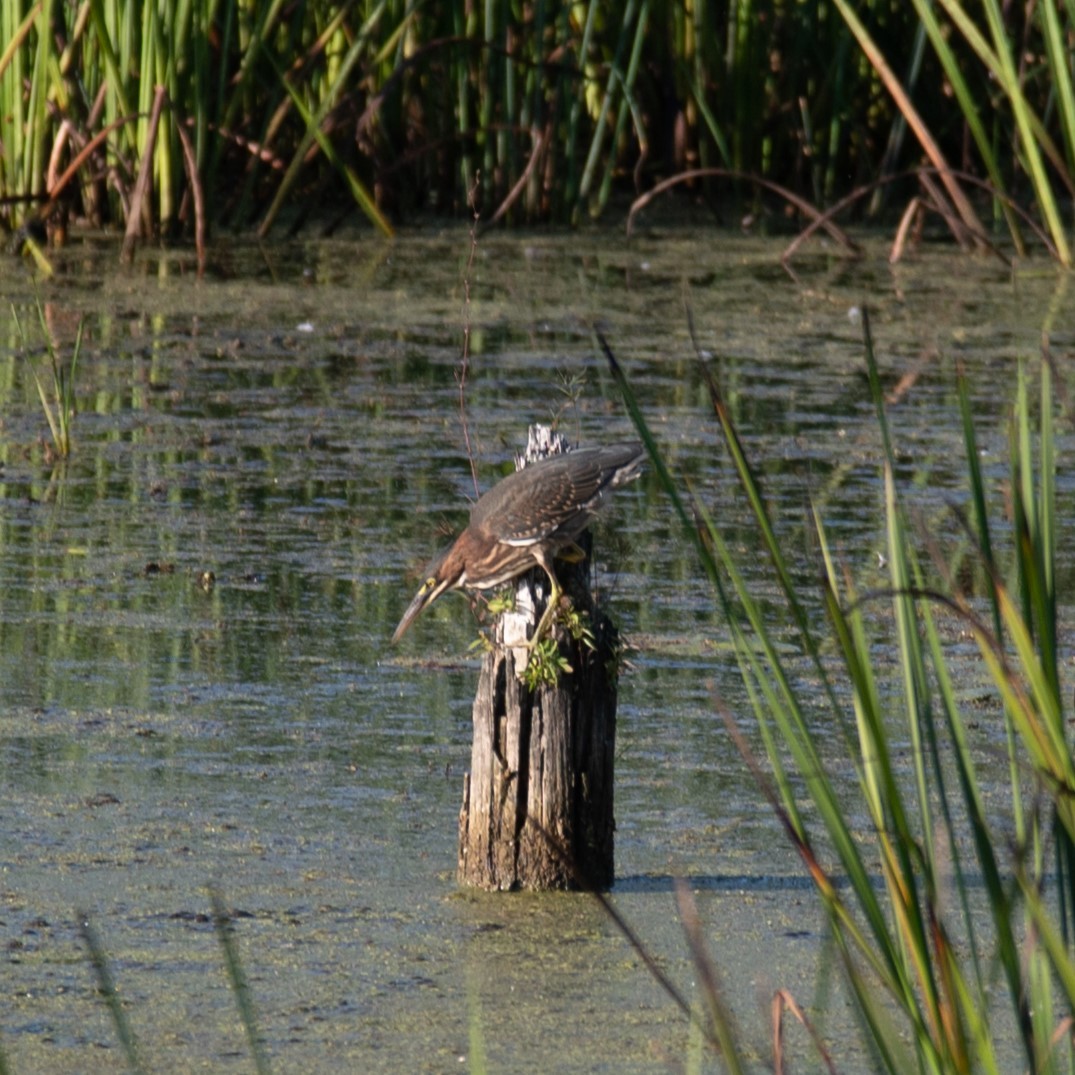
[392,443,645,644]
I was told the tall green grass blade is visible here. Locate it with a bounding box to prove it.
[78,912,148,1075]
[862,324,958,1046]
[0,3,37,81]
[17,296,79,459]
[481,0,495,193]
[832,0,987,245]
[607,307,1075,1069]
[59,317,83,456]
[1035,357,1057,690]
[218,0,287,134]
[862,318,970,1066]
[598,332,718,585]
[455,3,475,204]
[695,430,939,1036]
[964,406,1032,853]
[87,0,135,126]
[25,341,61,453]
[673,881,747,1075]
[696,353,832,687]
[818,568,936,997]
[0,0,39,218]
[606,332,891,966]
[21,2,51,215]
[209,887,271,1075]
[935,0,1072,264]
[955,367,1003,639]
[1018,873,1075,1022]
[502,0,517,199]
[917,590,1019,1072]
[980,0,1072,265]
[465,969,488,1074]
[907,0,1023,248]
[257,2,395,237]
[1040,0,1075,176]
[596,0,648,216]
[563,0,599,211]
[577,0,638,215]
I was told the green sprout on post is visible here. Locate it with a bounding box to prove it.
[557,602,596,650]
[468,586,600,687]
[485,592,515,617]
[467,633,494,656]
[468,591,517,654]
[521,602,597,689]
[523,636,573,690]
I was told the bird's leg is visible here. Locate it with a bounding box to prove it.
[528,571,563,648]
[524,548,566,649]
[526,539,598,648]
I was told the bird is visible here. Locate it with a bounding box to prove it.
[392,442,645,646]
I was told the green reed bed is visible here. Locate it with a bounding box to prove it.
[1,3,1073,258]
[608,321,1075,1071]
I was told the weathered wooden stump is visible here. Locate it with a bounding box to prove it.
[457,432,620,891]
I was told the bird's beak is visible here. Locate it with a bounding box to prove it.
[392,575,450,643]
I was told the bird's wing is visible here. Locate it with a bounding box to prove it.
[472,445,643,546]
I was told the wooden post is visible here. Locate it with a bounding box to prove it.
[457,430,619,891]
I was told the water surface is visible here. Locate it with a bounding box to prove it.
[0,227,1070,1071]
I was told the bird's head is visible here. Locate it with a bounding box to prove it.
[391,545,465,642]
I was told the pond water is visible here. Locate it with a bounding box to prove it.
[0,226,1071,1072]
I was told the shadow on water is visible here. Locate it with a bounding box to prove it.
[616,870,1008,895]
[0,228,1069,1071]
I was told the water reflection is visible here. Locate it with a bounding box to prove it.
[0,230,1070,1070]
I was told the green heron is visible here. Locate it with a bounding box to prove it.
[392,442,645,645]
